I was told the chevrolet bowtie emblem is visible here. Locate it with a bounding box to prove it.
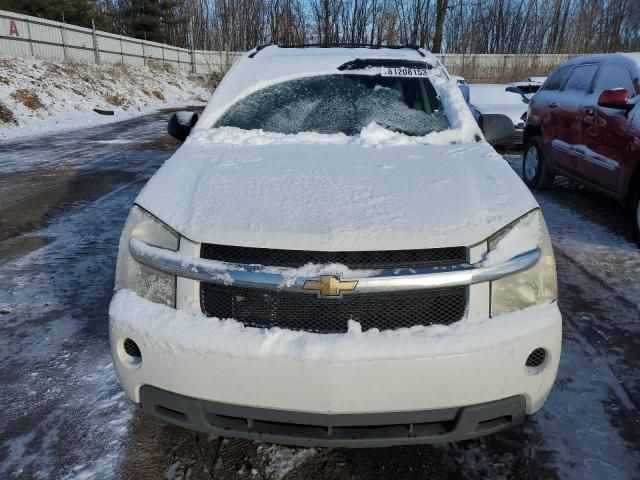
[303,275,358,297]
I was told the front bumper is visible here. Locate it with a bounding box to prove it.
[140,385,526,447]
[110,290,562,446]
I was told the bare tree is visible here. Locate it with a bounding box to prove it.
[91,0,640,54]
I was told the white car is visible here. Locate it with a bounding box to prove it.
[110,45,561,447]
[510,77,548,98]
[523,76,548,84]
[468,83,530,147]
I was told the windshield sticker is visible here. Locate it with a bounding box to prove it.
[381,67,429,78]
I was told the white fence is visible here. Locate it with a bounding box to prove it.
[0,9,240,74]
[436,53,574,81]
[0,8,573,79]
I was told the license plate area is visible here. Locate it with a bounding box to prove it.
[381,67,429,77]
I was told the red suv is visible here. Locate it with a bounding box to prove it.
[523,53,640,242]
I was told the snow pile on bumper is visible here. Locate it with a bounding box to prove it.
[110,289,560,363]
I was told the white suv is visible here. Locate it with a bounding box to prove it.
[110,45,561,447]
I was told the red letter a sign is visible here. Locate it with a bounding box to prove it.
[9,20,19,37]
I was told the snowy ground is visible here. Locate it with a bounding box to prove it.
[0,55,210,141]
[0,117,638,479]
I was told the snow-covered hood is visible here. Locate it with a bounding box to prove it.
[136,129,537,251]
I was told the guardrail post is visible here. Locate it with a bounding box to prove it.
[119,37,124,63]
[191,49,196,73]
[91,18,100,64]
[142,41,146,65]
[25,19,35,57]
[502,55,507,81]
[60,25,68,60]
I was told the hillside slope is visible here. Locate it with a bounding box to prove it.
[0,56,212,141]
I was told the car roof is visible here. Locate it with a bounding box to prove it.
[621,52,640,67]
[249,45,435,64]
[561,52,639,70]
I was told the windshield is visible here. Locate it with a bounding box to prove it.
[214,74,449,137]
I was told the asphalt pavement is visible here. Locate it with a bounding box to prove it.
[0,112,638,480]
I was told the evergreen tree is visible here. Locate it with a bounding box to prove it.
[0,0,100,28]
[123,0,182,43]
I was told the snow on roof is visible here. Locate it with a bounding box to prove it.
[196,46,443,129]
[255,45,432,62]
[621,52,640,68]
[563,52,640,70]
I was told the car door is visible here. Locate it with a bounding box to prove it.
[550,63,600,175]
[577,63,636,195]
[534,67,572,169]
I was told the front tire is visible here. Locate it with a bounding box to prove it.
[523,137,555,189]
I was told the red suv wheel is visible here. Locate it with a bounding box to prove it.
[523,136,555,189]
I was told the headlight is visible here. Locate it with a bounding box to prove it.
[114,205,179,306]
[488,209,557,316]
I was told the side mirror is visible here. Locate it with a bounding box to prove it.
[505,85,529,104]
[479,114,515,146]
[168,111,199,141]
[598,89,632,111]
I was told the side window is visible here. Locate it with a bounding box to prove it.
[563,64,599,92]
[593,65,635,98]
[543,68,571,91]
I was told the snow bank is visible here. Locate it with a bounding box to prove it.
[110,289,559,363]
[0,55,211,141]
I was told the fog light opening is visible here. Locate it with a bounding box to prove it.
[124,338,141,357]
[120,338,142,368]
[525,348,547,375]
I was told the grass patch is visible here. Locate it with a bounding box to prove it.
[10,89,44,110]
[105,93,127,107]
[0,101,17,125]
[147,60,175,74]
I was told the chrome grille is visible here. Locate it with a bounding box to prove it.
[200,284,467,333]
[200,244,466,269]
